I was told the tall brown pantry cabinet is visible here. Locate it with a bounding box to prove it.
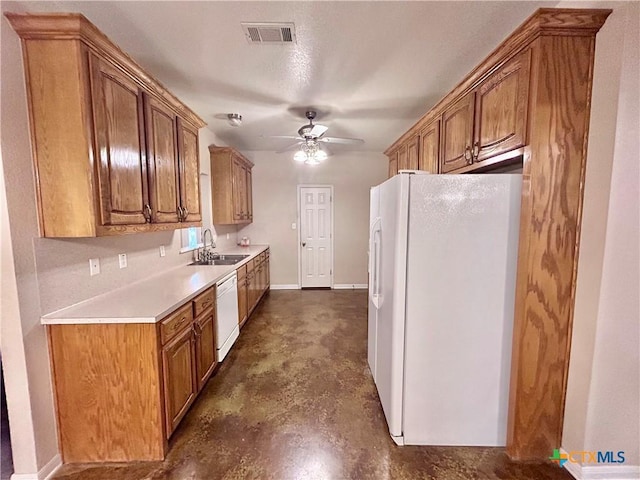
[6,13,205,237]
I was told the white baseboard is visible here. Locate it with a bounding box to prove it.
[561,449,639,480]
[270,284,300,290]
[333,284,368,289]
[11,454,62,480]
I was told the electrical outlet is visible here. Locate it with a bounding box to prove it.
[89,258,100,276]
[159,246,166,257]
[118,253,127,269]
[226,233,230,240]
[291,222,297,230]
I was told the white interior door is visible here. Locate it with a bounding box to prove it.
[299,186,333,288]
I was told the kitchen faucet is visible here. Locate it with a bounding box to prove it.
[198,228,217,262]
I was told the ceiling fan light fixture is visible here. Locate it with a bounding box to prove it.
[293,150,307,162]
[315,150,328,162]
[227,113,242,127]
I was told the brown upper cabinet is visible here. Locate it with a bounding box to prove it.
[473,49,531,163]
[387,150,398,178]
[209,146,254,225]
[406,135,420,170]
[441,92,476,173]
[5,13,205,237]
[419,119,440,173]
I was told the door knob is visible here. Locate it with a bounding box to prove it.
[301,242,306,247]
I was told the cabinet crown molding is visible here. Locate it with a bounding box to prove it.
[383,7,611,155]
[5,12,206,129]
[208,144,254,167]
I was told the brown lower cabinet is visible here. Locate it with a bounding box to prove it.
[236,249,270,327]
[237,264,249,327]
[47,286,217,463]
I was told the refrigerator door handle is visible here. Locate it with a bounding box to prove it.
[369,217,382,310]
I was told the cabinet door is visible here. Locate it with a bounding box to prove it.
[440,92,475,173]
[474,49,531,162]
[397,144,408,171]
[177,119,202,223]
[246,167,253,223]
[237,272,248,327]
[407,136,420,170]
[420,119,440,173]
[231,159,245,222]
[265,253,270,289]
[90,55,148,226]
[195,312,217,391]
[162,326,196,437]
[145,95,180,223]
[388,153,398,178]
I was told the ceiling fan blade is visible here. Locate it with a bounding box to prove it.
[275,142,303,154]
[260,135,301,140]
[318,136,364,145]
[309,124,328,137]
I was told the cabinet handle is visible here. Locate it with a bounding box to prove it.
[183,207,189,220]
[472,142,480,162]
[464,146,472,165]
[144,204,152,223]
[177,206,183,221]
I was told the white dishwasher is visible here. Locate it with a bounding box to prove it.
[215,271,240,361]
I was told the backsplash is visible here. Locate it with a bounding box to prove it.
[35,224,238,314]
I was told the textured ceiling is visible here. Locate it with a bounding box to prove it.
[4,1,555,153]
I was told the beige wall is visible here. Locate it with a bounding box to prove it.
[562,0,640,467]
[0,10,234,474]
[237,151,388,286]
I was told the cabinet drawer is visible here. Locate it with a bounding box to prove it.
[193,287,215,318]
[160,303,193,345]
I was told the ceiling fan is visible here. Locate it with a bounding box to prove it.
[264,110,364,165]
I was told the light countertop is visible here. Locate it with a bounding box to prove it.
[41,245,269,325]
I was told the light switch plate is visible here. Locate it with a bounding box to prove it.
[291,223,297,230]
[159,246,166,257]
[118,253,127,269]
[89,258,100,276]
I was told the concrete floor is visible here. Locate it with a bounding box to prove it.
[54,290,571,480]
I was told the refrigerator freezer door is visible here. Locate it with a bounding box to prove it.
[367,186,380,378]
[374,174,410,439]
[402,174,522,446]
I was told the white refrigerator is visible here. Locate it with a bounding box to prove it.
[368,171,521,446]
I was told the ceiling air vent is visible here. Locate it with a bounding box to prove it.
[241,22,296,44]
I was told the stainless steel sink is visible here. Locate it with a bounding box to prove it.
[189,254,250,266]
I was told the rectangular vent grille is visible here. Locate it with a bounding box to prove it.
[241,22,296,44]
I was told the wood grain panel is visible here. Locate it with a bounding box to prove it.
[177,118,201,223]
[419,119,440,173]
[90,54,148,226]
[195,311,217,391]
[388,152,398,178]
[192,287,215,318]
[21,39,97,237]
[397,144,408,171]
[232,158,245,221]
[209,145,254,225]
[246,167,253,222]
[406,136,420,170]
[48,323,165,462]
[507,34,598,460]
[440,92,474,173]
[162,326,196,437]
[145,94,180,223]
[160,302,193,345]
[474,49,531,162]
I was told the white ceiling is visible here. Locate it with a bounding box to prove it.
[4,1,555,153]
